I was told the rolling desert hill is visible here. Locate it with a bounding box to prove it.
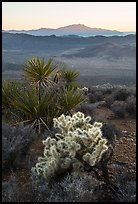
[2,32,136,85]
[62,42,136,59]
[2,32,135,51]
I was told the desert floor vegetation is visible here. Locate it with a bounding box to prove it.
[2,57,136,202]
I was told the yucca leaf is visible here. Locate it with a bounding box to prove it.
[60,68,80,83]
[23,57,57,87]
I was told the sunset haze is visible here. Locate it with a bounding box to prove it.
[2,2,136,32]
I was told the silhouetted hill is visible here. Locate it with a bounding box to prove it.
[3,24,125,36]
[2,32,135,51]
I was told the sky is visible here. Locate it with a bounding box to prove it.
[2,2,136,32]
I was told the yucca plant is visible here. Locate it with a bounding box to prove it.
[2,81,22,119]
[23,57,58,102]
[58,87,86,115]
[23,57,57,87]
[2,57,86,133]
[12,87,63,133]
[60,68,80,89]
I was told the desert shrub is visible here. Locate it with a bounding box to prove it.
[102,88,113,95]
[2,176,35,202]
[88,93,97,103]
[88,85,115,105]
[110,101,126,118]
[104,95,114,108]
[31,112,109,183]
[118,180,136,202]
[2,123,37,171]
[131,88,136,97]
[126,95,136,116]
[89,91,104,103]
[94,91,105,101]
[76,102,96,121]
[2,164,136,202]
[3,173,99,202]
[126,86,136,97]
[101,123,122,146]
[88,90,104,103]
[111,164,136,202]
[31,163,136,202]
[3,166,135,202]
[1,172,118,202]
[113,88,130,101]
[2,176,22,202]
[88,87,96,94]
[116,177,136,202]
[31,172,104,202]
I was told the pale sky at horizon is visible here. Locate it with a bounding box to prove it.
[2,2,136,32]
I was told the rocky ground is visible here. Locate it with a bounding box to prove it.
[95,106,136,173]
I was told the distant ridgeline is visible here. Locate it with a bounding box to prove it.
[2,30,136,85]
[2,32,136,51]
[2,24,135,36]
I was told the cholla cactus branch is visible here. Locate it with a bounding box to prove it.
[32,112,108,181]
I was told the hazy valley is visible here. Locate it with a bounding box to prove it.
[2,31,136,85]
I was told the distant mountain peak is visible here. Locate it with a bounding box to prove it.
[4,24,125,36]
[60,24,89,28]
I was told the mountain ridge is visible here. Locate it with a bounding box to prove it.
[2,32,136,52]
[3,24,125,36]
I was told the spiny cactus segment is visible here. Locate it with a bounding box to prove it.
[32,112,108,181]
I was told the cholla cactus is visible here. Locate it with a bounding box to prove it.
[32,112,108,181]
[77,87,88,94]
